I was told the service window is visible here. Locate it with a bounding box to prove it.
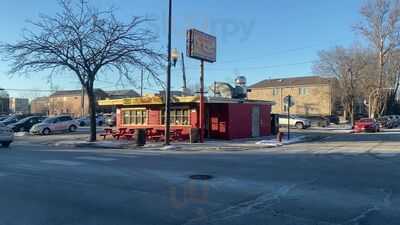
[122,109,147,125]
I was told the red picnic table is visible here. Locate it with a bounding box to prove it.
[100,128,135,140]
[147,128,184,142]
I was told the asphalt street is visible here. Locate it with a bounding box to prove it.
[1,132,400,225]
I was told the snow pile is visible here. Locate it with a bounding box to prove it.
[256,136,305,147]
[14,132,28,137]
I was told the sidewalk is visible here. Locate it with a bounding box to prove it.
[52,133,312,152]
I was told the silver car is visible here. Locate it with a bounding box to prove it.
[30,116,79,135]
[0,123,14,147]
[279,115,311,129]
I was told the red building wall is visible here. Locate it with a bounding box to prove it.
[115,102,272,140]
[227,103,272,139]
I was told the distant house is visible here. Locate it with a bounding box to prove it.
[0,89,10,115]
[9,98,30,114]
[106,90,140,99]
[248,76,339,116]
[49,89,109,117]
[31,97,49,115]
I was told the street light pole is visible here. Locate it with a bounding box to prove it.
[165,0,172,145]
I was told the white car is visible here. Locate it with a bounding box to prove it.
[30,115,79,135]
[0,123,14,147]
[279,115,311,129]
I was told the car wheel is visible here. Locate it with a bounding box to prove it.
[79,121,85,127]
[42,128,51,135]
[69,125,77,132]
[1,142,11,148]
[295,122,304,129]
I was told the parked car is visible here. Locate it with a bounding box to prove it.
[385,115,400,128]
[0,115,21,126]
[279,115,311,129]
[105,114,116,127]
[7,116,46,132]
[354,118,380,133]
[306,116,330,127]
[377,116,395,129]
[0,123,13,147]
[0,116,9,122]
[77,115,104,126]
[30,115,79,135]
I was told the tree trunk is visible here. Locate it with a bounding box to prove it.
[350,99,355,126]
[87,85,97,142]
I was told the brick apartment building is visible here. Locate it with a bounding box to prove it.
[9,98,30,114]
[48,89,139,117]
[31,97,49,115]
[49,89,109,117]
[248,76,339,116]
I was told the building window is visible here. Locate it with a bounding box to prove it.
[161,109,190,125]
[272,88,280,96]
[122,109,147,125]
[299,87,308,96]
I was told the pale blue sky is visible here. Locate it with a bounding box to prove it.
[0,0,365,97]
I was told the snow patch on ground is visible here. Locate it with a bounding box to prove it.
[54,140,127,149]
[256,136,305,147]
[14,132,28,137]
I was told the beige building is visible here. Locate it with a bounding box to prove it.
[248,76,339,116]
[49,89,109,117]
[31,97,49,115]
[48,89,139,117]
[9,98,30,114]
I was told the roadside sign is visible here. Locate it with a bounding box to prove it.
[186,29,217,63]
[284,95,295,107]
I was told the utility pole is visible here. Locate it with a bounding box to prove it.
[140,68,144,97]
[165,0,172,145]
[287,95,291,140]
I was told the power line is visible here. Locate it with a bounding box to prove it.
[185,60,317,72]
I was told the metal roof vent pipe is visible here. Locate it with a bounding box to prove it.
[234,76,247,99]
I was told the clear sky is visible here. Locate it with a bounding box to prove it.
[0,0,365,98]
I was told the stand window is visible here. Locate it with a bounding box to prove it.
[123,109,147,125]
[161,109,190,125]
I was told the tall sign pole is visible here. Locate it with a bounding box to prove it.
[186,29,216,143]
[165,0,172,145]
[199,60,205,143]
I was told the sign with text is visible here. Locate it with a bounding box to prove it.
[186,29,217,63]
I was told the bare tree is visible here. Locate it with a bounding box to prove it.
[354,0,400,116]
[314,46,369,125]
[0,0,164,141]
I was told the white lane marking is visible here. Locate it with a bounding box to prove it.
[76,156,118,162]
[41,160,84,166]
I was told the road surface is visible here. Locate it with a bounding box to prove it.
[0,132,400,225]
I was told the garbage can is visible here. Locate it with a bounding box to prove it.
[271,114,280,135]
[135,129,146,147]
[190,128,200,143]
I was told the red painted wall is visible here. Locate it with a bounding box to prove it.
[227,103,272,139]
[115,103,272,140]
